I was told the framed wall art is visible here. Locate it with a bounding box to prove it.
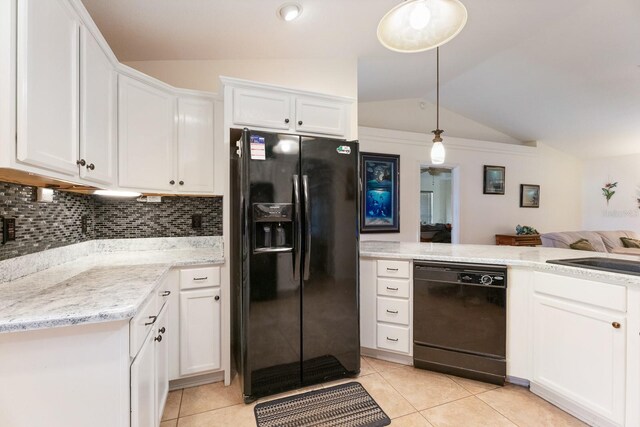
[360,152,400,233]
[520,184,540,208]
[483,165,506,195]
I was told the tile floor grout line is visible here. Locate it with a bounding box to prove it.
[473,394,520,426]
[376,368,422,415]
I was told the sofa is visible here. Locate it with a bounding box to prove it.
[540,230,640,255]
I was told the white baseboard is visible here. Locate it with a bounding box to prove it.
[169,371,225,390]
[361,347,413,366]
[531,382,618,427]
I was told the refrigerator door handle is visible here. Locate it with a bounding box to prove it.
[303,175,311,280]
[293,175,301,281]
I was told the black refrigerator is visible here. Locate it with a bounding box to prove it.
[230,128,360,402]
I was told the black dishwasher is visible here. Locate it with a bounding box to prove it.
[413,260,507,385]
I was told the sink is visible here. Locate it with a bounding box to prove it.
[547,257,640,276]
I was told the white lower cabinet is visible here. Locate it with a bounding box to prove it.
[131,302,169,427]
[532,272,627,426]
[131,329,156,427]
[180,287,221,376]
[360,257,412,357]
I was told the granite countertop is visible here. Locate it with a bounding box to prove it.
[360,241,640,287]
[0,238,224,334]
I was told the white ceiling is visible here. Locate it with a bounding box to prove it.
[82,0,640,159]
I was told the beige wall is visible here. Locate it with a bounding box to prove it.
[359,127,583,244]
[582,154,640,232]
[125,59,358,134]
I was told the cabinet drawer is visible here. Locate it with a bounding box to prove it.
[377,278,410,298]
[130,292,158,358]
[377,297,410,325]
[180,266,220,290]
[377,324,410,354]
[377,260,410,279]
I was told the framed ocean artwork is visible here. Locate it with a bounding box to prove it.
[360,152,400,233]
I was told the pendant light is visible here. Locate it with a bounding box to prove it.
[431,47,445,164]
[377,0,468,53]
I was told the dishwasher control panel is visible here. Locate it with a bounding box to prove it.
[459,272,505,286]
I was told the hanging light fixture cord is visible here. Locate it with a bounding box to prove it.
[432,47,444,142]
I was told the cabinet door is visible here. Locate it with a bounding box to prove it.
[533,294,626,425]
[118,75,176,191]
[16,0,79,176]
[155,304,169,424]
[131,330,155,427]
[177,97,214,193]
[232,88,292,130]
[295,96,347,136]
[79,26,116,186]
[179,287,220,376]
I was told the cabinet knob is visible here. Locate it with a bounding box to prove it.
[159,327,166,334]
[154,335,163,342]
[215,295,220,301]
[612,322,621,329]
[86,163,95,170]
[298,120,303,126]
[170,180,175,185]
[284,118,290,124]
[76,159,86,167]
[179,181,184,185]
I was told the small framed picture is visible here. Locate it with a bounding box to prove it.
[483,165,505,195]
[520,184,540,208]
[360,152,400,233]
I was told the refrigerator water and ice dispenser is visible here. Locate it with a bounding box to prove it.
[252,203,294,252]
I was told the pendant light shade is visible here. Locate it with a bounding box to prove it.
[430,140,445,164]
[377,0,468,53]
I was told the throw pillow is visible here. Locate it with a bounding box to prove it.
[569,239,596,251]
[620,237,640,248]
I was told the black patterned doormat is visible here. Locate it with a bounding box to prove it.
[253,382,391,427]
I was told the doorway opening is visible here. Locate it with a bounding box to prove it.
[419,166,456,243]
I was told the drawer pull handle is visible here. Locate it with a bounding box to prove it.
[386,286,399,291]
[161,291,171,297]
[612,322,621,329]
[386,309,399,314]
[386,337,399,342]
[159,327,166,334]
[386,268,399,271]
[193,277,208,281]
[154,335,163,342]
[144,315,157,326]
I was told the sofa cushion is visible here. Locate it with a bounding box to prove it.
[569,239,596,251]
[611,247,640,256]
[596,230,640,251]
[540,231,607,252]
[620,237,640,248]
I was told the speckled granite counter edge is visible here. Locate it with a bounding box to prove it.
[0,236,223,284]
[0,255,225,334]
[360,249,640,287]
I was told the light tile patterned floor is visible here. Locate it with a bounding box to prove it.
[161,357,587,427]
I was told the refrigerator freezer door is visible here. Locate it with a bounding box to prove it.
[300,138,360,385]
[243,131,303,399]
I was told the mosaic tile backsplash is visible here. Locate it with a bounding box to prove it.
[0,181,222,261]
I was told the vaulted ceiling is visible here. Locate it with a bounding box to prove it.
[82,0,640,158]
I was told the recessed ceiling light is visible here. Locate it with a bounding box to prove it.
[278,3,302,21]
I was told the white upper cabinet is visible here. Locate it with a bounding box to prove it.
[295,96,348,136]
[79,26,116,186]
[177,97,215,194]
[16,0,79,176]
[224,77,353,138]
[232,87,292,130]
[118,75,177,192]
